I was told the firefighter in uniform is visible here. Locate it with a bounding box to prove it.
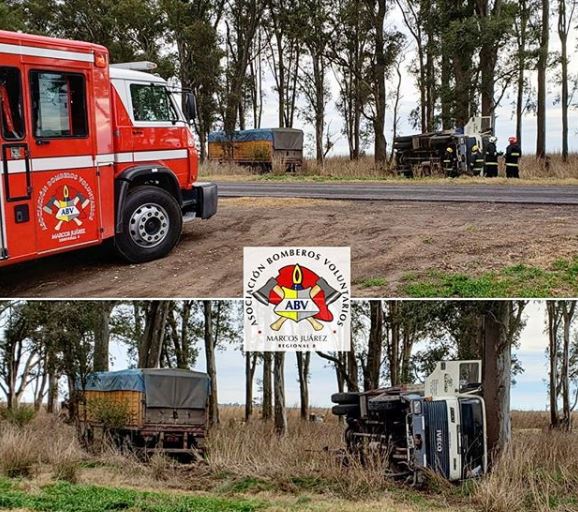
[484,136,499,177]
[505,136,521,178]
[443,147,457,177]
[470,145,484,176]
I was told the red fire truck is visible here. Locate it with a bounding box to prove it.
[0,30,217,266]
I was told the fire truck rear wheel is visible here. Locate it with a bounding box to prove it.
[115,186,182,263]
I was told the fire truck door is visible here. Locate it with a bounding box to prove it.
[27,69,101,253]
[0,66,34,261]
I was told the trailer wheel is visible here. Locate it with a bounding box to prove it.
[115,186,182,263]
[331,392,361,405]
[332,404,360,417]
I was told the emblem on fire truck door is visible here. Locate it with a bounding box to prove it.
[244,247,351,352]
[36,172,96,243]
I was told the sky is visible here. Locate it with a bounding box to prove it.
[247,5,578,157]
[109,301,552,411]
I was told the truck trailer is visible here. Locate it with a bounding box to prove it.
[208,128,304,172]
[0,30,217,267]
[332,360,487,483]
[78,368,210,458]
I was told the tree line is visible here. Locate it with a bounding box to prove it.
[2,300,578,461]
[2,0,576,165]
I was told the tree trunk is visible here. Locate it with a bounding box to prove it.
[138,301,170,368]
[547,301,560,429]
[273,352,287,435]
[203,300,219,425]
[262,352,273,420]
[313,54,325,164]
[560,301,576,431]
[373,0,388,167]
[245,352,257,421]
[296,352,310,420]
[389,301,400,386]
[93,301,114,372]
[364,301,383,390]
[558,0,570,162]
[515,0,528,144]
[482,302,512,464]
[536,0,549,159]
[478,0,502,118]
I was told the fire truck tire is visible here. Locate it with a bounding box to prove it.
[331,392,361,405]
[115,186,182,263]
[332,404,360,417]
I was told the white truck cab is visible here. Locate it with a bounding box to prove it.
[332,360,487,483]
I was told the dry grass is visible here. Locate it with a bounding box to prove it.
[200,154,578,181]
[472,431,578,511]
[0,410,83,478]
[2,407,578,511]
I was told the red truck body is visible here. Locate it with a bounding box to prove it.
[0,30,216,266]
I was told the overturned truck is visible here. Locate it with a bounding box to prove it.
[332,361,487,483]
[78,369,210,458]
[394,117,493,177]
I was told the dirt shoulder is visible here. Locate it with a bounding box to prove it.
[1,197,577,298]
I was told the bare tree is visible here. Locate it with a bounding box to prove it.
[536,0,549,158]
[364,300,383,390]
[482,301,526,463]
[557,0,577,162]
[296,352,310,419]
[245,351,258,421]
[262,352,273,420]
[138,301,171,368]
[203,300,219,425]
[223,0,266,134]
[93,301,114,372]
[273,352,286,435]
[547,301,577,431]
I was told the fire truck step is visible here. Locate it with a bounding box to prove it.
[183,212,197,223]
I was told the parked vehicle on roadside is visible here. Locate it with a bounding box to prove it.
[332,360,487,483]
[78,368,210,459]
[208,128,303,172]
[0,30,217,267]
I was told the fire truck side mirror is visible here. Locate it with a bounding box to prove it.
[183,92,197,122]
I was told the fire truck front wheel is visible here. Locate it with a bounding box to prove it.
[115,186,183,263]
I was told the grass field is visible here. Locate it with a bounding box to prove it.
[200,154,578,182]
[0,409,577,512]
[393,258,578,298]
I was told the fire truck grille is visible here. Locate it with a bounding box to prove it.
[424,400,450,479]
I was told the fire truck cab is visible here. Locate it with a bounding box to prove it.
[0,30,217,266]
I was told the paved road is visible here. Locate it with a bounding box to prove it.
[217,181,578,205]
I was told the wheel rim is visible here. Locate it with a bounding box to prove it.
[129,203,170,249]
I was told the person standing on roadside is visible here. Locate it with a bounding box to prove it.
[505,136,521,178]
[443,146,457,177]
[470,144,484,176]
[485,136,499,177]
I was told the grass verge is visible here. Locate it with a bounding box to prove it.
[397,258,578,297]
[0,478,261,512]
